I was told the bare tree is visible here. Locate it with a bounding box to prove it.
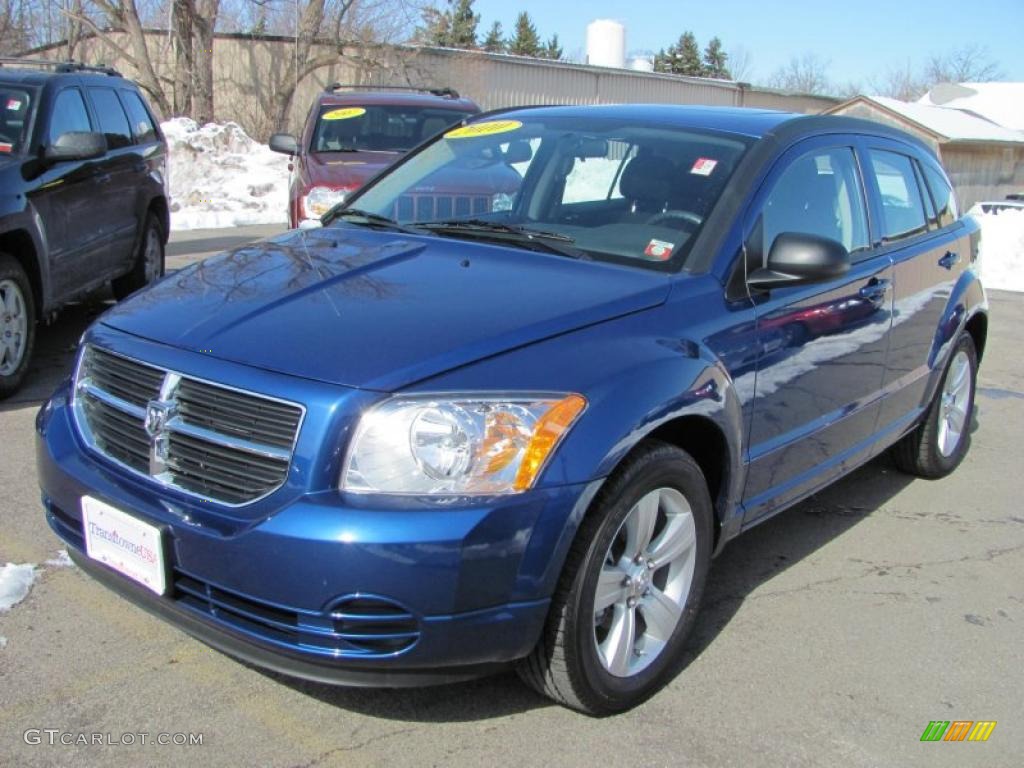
[925,43,1003,85]
[767,53,832,96]
[728,45,752,83]
[871,60,927,101]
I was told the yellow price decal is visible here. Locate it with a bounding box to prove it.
[322,107,367,121]
[445,120,523,139]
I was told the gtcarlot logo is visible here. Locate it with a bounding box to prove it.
[920,720,997,742]
[24,729,204,747]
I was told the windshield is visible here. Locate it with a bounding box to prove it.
[348,115,750,270]
[0,86,35,154]
[311,105,476,154]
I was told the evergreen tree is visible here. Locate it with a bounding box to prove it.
[448,0,480,49]
[509,11,541,57]
[483,21,505,52]
[418,5,452,47]
[703,36,731,79]
[654,32,704,76]
[543,33,563,60]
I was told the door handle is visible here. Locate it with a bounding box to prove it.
[938,251,960,270]
[858,278,891,301]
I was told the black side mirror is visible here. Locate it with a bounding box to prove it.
[747,232,850,291]
[43,131,106,164]
[269,133,299,155]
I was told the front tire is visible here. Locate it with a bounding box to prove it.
[892,333,977,478]
[113,213,165,300]
[0,253,36,400]
[517,441,713,715]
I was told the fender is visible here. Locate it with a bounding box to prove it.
[922,260,988,409]
[0,199,52,315]
[411,293,748,601]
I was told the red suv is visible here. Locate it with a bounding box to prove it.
[269,85,479,226]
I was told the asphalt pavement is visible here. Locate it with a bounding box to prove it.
[0,231,1021,767]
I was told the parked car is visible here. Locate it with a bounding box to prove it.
[268,84,480,227]
[37,104,987,715]
[0,58,168,399]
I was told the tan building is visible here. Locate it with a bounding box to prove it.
[827,94,1024,210]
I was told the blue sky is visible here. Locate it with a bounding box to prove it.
[469,0,1022,86]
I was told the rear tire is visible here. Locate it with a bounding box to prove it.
[0,253,36,400]
[113,212,164,300]
[892,333,977,479]
[517,440,713,715]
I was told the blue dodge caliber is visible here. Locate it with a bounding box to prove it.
[37,105,987,714]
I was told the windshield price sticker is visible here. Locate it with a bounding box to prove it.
[322,107,367,121]
[690,157,718,176]
[445,120,523,139]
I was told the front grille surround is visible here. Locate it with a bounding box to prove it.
[72,345,305,506]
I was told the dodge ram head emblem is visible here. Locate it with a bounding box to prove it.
[144,400,174,438]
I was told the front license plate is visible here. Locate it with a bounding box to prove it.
[82,496,167,595]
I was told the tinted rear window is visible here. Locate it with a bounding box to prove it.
[312,105,475,153]
[869,150,928,242]
[922,164,959,228]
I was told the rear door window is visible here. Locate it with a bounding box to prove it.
[48,88,92,145]
[120,90,158,143]
[868,150,928,242]
[87,87,133,150]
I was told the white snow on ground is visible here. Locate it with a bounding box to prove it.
[45,549,74,568]
[0,562,37,613]
[971,207,1024,293]
[162,118,289,231]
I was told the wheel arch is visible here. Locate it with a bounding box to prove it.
[0,228,44,319]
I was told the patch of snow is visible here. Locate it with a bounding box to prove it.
[0,563,37,613]
[971,207,1024,293]
[162,118,289,231]
[868,97,1024,143]
[919,83,1024,132]
[45,549,74,568]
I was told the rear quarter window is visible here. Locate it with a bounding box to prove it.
[922,164,959,228]
[120,90,158,143]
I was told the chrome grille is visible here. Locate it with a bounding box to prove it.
[73,346,303,505]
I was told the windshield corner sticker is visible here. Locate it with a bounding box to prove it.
[445,120,523,139]
[690,157,718,176]
[322,107,367,121]
[0,142,11,153]
[644,239,675,260]
[6,98,21,111]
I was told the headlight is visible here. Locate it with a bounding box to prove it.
[302,186,348,218]
[341,394,586,495]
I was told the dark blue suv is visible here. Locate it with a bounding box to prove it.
[36,105,987,714]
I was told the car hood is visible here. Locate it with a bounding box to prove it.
[305,151,397,188]
[101,228,671,391]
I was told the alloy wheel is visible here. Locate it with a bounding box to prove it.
[593,487,697,677]
[937,349,972,457]
[0,278,28,376]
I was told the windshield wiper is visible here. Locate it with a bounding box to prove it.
[418,219,589,259]
[322,207,424,234]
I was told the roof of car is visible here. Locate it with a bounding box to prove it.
[0,66,127,88]
[483,103,931,148]
[318,90,479,111]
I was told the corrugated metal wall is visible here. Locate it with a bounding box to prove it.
[31,33,838,138]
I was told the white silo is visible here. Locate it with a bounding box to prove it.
[627,56,654,72]
[586,19,626,69]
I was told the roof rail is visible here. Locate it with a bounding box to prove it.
[324,83,460,99]
[0,57,121,77]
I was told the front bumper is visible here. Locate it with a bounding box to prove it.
[37,379,591,684]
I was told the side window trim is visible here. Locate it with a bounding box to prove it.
[860,140,936,249]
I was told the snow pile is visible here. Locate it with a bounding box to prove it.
[971,206,1024,293]
[0,562,37,613]
[162,118,289,231]
[45,550,74,568]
